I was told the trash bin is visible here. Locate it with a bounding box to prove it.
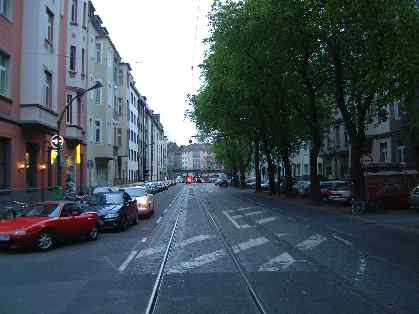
[51,186,63,201]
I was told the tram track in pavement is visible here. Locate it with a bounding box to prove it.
[205,191,394,314]
[144,185,267,314]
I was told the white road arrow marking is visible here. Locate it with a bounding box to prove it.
[222,210,251,229]
[232,237,269,253]
[296,234,327,251]
[258,252,296,271]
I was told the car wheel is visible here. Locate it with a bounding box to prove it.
[88,225,99,241]
[37,231,54,251]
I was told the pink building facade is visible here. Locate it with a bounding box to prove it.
[0,0,87,203]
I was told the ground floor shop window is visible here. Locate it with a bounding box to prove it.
[0,137,11,189]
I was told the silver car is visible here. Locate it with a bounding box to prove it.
[409,185,419,209]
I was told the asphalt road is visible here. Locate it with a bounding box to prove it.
[1,183,418,314]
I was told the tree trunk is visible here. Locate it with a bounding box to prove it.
[266,152,276,195]
[282,152,292,195]
[276,156,281,196]
[254,141,262,192]
[415,144,419,173]
[350,139,366,200]
[239,165,246,189]
[309,142,321,202]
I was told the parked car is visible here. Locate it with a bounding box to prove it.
[92,186,119,194]
[120,186,154,218]
[215,178,228,187]
[328,182,352,204]
[0,201,99,251]
[409,185,419,210]
[0,200,28,221]
[294,181,311,196]
[88,192,138,231]
[261,181,270,191]
[320,181,348,200]
[369,183,409,210]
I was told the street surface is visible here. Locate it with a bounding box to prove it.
[1,184,419,314]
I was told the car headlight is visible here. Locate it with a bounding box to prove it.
[104,213,119,219]
[14,230,27,236]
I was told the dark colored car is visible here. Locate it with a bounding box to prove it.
[369,183,409,210]
[88,192,138,231]
[0,200,28,221]
[0,201,99,251]
[409,185,419,210]
[215,178,228,187]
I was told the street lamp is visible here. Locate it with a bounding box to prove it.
[55,81,103,188]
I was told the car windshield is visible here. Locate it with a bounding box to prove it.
[124,188,146,197]
[104,193,124,205]
[23,204,61,218]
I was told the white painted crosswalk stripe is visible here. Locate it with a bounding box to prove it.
[258,252,296,271]
[256,217,277,224]
[222,210,251,229]
[167,237,270,273]
[136,234,215,259]
[232,237,269,253]
[296,234,327,251]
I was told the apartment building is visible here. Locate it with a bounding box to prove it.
[144,108,166,181]
[0,0,79,202]
[64,0,89,191]
[181,144,222,176]
[86,3,120,187]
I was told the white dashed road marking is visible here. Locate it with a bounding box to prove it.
[275,233,288,238]
[141,237,147,243]
[296,234,327,251]
[236,207,254,212]
[118,250,138,272]
[258,252,296,271]
[178,234,216,247]
[156,217,162,224]
[231,211,264,219]
[332,234,353,246]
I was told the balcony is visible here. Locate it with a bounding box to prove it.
[65,125,84,142]
[20,104,58,131]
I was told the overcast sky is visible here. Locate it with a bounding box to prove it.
[93,0,212,145]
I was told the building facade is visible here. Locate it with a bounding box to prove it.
[181,144,222,176]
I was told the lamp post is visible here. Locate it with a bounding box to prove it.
[55,82,103,188]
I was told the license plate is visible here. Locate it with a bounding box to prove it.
[0,234,10,241]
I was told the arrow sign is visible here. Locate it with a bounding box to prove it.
[51,135,64,149]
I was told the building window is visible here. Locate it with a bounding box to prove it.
[94,120,101,143]
[95,81,101,104]
[70,46,76,72]
[43,70,52,109]
[82,1,87,27]
[81,48,85,76]
[0,51,9,97]
[117,128,122,146]
[89,117,93,142]
[0,137,10,189]
[26,144,39,188]
[71,0,78,24]
[379,142,388,162]
[304,164,309,175]
[96,43,101,63]
[46,8,54,45]
[66,94,73,124]
[0,0,10,19]
[397,143,406,163]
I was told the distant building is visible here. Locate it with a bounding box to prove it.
[167,142,183,178]
[181,144,223,176]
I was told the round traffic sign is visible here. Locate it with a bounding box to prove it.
[360,154,372,167]
[51,135,64,149]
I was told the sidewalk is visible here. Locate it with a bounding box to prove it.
[239,189,419,234]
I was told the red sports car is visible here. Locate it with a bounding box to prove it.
[0,201,99,251]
